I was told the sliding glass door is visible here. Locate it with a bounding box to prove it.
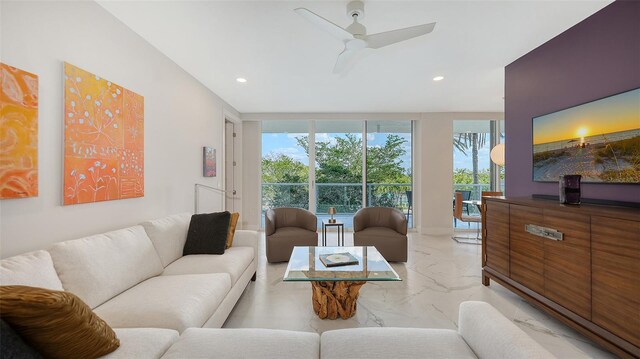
[366,121,413,226]
[453,120,492,205]
[314,121,363,225]
[261,121,309,217]
[261,120,413,229]
[452,119,502,229]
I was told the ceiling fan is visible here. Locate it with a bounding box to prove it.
[295,1,436,74]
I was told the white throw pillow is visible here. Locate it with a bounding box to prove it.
[140,213,192,267]
[0,250,63,290]
[48,225,163,308]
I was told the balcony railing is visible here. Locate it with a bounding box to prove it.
[261,182,413,229]
[453,183,491,222]
[261,182,412,214]
[453,183,491,201]
[261,182,310,210]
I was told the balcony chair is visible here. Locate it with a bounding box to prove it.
[405,190,413,218]
[453,190,472,227]
[353,207,408,262]
[265,207,318,263]
[453,192,481,245]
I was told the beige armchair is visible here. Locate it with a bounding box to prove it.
[353,207,408,262]
[265,207,318,263]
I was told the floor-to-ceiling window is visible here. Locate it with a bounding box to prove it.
[314,121,363,226]
[452,119,503,230]
[261,119,413,229]
[261,121,310,220]
[366,120,413,227]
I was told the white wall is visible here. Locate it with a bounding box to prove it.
[241,121,261,230]
[413,116,452,235]
[0,1,240,258]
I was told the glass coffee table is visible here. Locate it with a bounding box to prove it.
[284,246,401,319]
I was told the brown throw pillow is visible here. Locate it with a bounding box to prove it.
[0,286,120,359]
[226,212,240,248]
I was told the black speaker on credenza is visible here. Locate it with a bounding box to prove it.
[559,175,582,205]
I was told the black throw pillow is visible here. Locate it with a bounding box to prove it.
[0,319,43,359]
[183,212,231,255]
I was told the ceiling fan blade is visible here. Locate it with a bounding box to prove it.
[294,8,354,42]
[365,22,436,49]
[333,48,358,74]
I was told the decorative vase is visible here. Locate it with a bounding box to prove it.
[559,175,581,205]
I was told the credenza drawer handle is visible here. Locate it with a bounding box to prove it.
[525,224,564,241]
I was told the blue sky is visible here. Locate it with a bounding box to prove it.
[454,146,491,171]
[533,88,639,144]
[262,132,489,171]
[262,132,413,170]
[262,133,309,164]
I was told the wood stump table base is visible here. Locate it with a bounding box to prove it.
[311,281,366,319]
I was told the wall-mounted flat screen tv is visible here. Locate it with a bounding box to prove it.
[533,88,640,184]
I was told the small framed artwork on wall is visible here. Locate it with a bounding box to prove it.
[203,146,216,177]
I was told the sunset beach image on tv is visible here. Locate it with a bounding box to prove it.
[533,88,640,183]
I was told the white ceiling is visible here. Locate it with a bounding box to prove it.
[98,1,611,113]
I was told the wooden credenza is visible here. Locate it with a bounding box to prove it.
[482,197,640,358]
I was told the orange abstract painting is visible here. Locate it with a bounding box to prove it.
[0,63,38,199]
[64,63,143,205]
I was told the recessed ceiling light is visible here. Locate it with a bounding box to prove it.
[236,78,247,83]
[433,76,444,81]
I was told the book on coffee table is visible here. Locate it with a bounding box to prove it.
[319,252,359,267]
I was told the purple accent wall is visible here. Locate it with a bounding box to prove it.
[505,0,640,202]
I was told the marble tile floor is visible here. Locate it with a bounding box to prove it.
[224,232,615,358]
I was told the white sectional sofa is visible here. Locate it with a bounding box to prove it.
[2,213,259,333]
[0,212,555,358]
